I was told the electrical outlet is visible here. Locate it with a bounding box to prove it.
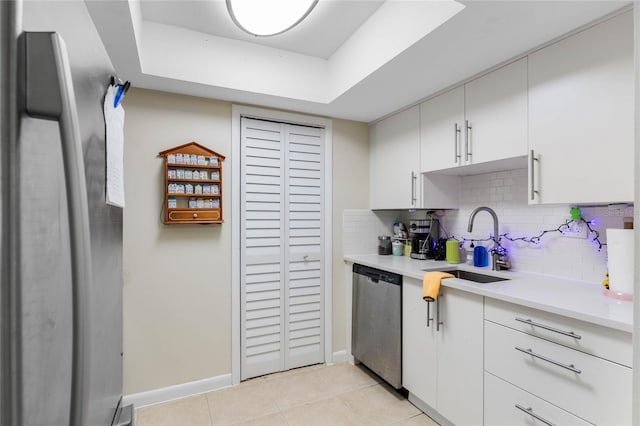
[608,203,628,217]
[562,220,588,239]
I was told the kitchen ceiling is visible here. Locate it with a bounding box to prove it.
[140,0,386,59]
[87,0,631,123]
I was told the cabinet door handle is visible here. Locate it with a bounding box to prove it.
[515,317,582,340]
[453,123,461,164]
[436,296,443,331]
[465,120,472,162]
[426,302,432,328]
[411,171,417,206]
[515,347,581,374]
[515,405,556,426]
[530,149,539,201]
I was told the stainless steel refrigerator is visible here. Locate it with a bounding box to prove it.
[1,1,132,425]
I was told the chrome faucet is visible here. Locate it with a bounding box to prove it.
[467,206,509,271]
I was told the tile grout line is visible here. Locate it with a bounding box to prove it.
[203,393,214,426]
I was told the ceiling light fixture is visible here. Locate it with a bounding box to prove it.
[226,0,319,37]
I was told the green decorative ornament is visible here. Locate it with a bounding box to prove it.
[570,207,581,221]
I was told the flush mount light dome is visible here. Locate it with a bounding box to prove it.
[227,0,319,37]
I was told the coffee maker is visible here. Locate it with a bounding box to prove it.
[409,217,439,260]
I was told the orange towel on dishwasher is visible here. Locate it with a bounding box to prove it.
[423,271,454,302]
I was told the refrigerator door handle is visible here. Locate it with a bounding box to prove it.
[24,32,93,426]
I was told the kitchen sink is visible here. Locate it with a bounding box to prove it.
[423,269,509,283]
[450,270,509,283]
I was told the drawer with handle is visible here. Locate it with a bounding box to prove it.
[485,298,632,367]
[485,320,631,425]
[485,372,592,426]
[168,209,221,222]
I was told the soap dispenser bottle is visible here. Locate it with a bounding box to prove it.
[473,245,488,267]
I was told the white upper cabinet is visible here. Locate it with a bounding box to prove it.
[420,86,465,172]
[465,57,528,165]
[420,58,528,173]
[528,11,633,205]
[370,105,421,209]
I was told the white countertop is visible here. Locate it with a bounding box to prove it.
[344,254,633,333]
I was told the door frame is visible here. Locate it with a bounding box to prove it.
[231,105,333,385]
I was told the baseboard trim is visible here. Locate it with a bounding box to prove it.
[332,350,348,364]
[123,353,350,409]
[122,373,232,408]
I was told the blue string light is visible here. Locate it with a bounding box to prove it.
[453,216,606,252]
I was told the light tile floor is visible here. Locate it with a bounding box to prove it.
[135,363,440,426]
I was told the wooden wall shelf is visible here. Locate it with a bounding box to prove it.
[159,141,225,225]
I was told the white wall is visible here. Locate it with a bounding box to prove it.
[344,169,630,285]
[122,88,368,395]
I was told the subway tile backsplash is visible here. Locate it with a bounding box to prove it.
[342,210,402,255]
[446,168,629,283]
[344,168,632,284]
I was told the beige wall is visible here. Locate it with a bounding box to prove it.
[123,88,368,394]
[123,89,232,394]
[331,120,370,350]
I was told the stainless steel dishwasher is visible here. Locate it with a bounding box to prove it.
[352,263,402,389]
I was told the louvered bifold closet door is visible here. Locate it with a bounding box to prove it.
[241,118,286,380]
[240,118,325,380]
[286,125,325,369]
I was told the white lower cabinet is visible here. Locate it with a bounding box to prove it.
[402,277,437,408]
[400,276,632,425]
[485,373,592,426]
[435,287,484,425]
[402,277,484,425]
[484,300,632,426]
[485,297,632,367]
